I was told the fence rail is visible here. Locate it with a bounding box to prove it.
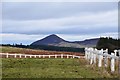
[85,47,120,73]
[0,53,81,59]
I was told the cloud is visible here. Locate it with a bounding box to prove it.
[1,2,118,44]
[2,10,118,35]
[2,2,117,20]
[59,32,118,41]
[1,33,47,44]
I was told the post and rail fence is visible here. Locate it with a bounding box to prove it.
[1,48,120,74]
[85,47,120,73]
[0,53,81,59]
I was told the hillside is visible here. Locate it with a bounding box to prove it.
[31,34,99,48]
[74,38,99,46]
[31,34,68,46]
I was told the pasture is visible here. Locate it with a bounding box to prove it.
[0,46,119,79]
[2,58,119,78]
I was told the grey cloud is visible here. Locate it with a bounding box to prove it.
[2,24,117,35]
[1,2,118,40]
[1,2,118,44]
[2,2,117,20]
[2,8,117,35]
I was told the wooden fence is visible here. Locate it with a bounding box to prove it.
[0,53,81,59]
[85,47,120,73]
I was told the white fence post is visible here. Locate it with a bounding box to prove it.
[87,49,91,61]
[67,55,69,59]
[93,53,96,64]
[6,53,8,58]
[93,48,97,64]
[104,52,108,67]
[14,54,17,58]
[55,55,57,58]
[43,55,45,58]
[19,54,21,58]
[90,48,94,65]
[114,50,117,56]
[118,50,120,74]
[111,53,115,72]
[25,55,27,58]
[85,48,88,59]
[39,55,41,58]
[30,55,32,58]
[61,54,63,58]
[104,49,108,67]
[34,55,36,58]
[98,49,103,67]
[49,55,50,58]
[73,55,75,58]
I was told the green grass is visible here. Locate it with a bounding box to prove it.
[2,58,119,78]
[1,46,119,79]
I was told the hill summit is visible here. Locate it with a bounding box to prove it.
[31,34,99,48]
[31,34,67,46]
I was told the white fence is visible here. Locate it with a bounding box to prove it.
[85,47,120,73]
[0,53,80,59]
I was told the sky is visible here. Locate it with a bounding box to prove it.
[1,1,119,45]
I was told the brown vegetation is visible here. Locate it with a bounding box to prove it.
[0,46,84,56]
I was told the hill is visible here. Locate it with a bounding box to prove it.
[31,34,99,48]
[31,34,68,46]
[73,38,99,47]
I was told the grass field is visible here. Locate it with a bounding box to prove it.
[1,58,119,78]
[0,46,119,79]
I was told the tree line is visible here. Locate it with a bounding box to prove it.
[96,37,120,53]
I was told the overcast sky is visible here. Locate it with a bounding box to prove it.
[1,1,118,45]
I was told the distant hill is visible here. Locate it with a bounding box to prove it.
[31,34,99,48]
[31,34,68,45]
[73,38,99,47]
